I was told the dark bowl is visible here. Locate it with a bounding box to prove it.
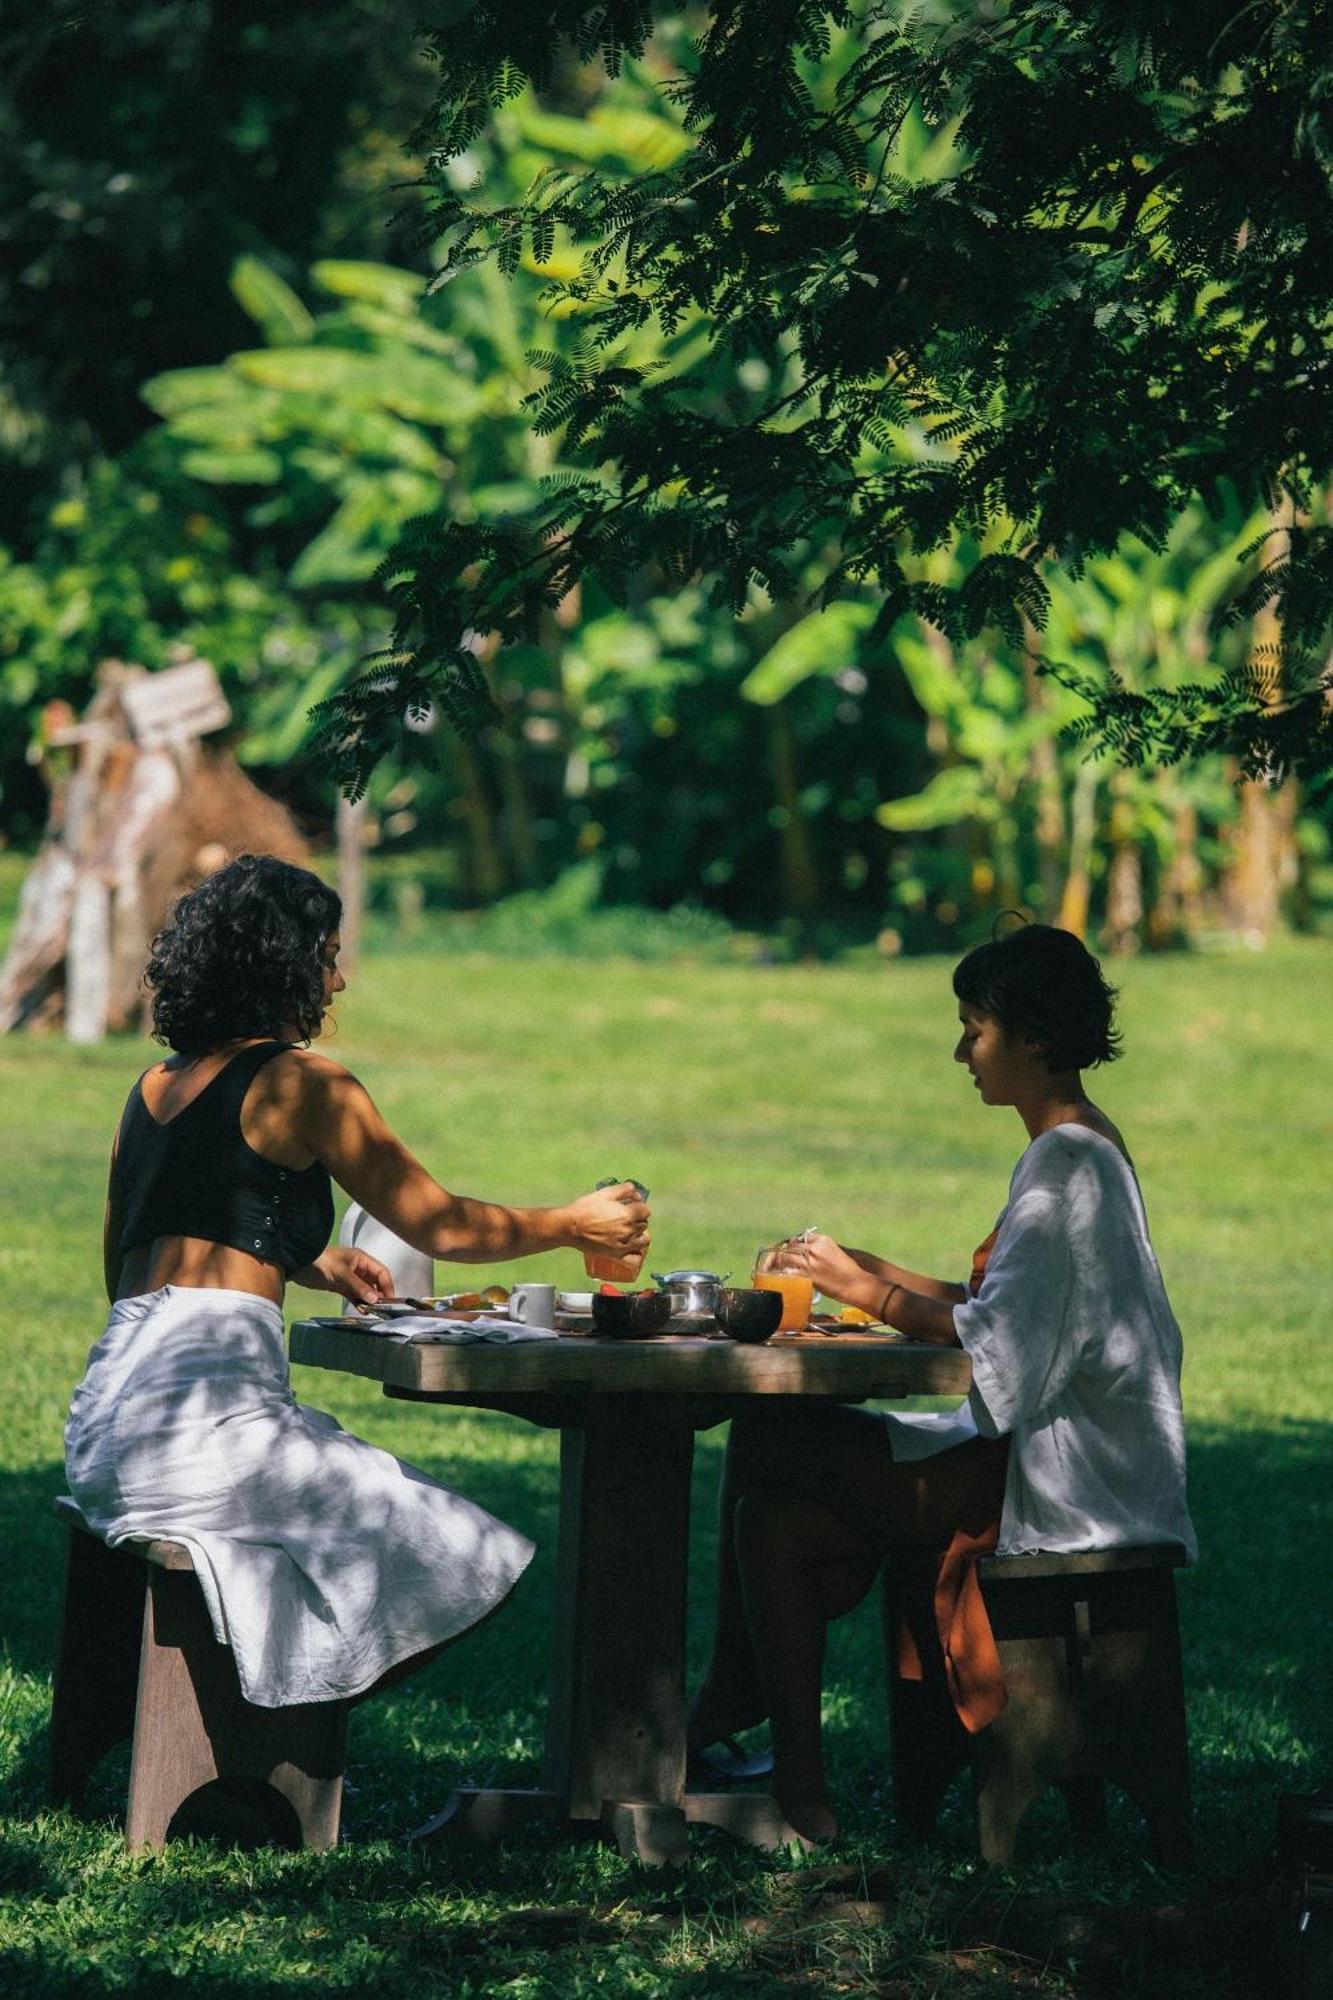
[591,1289,673,1339]
[714,1287,784,1343]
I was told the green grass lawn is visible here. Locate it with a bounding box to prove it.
[1,915,1330,1996]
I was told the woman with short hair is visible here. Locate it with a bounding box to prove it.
[687,923,1194,1844]
[66,852,650,1710]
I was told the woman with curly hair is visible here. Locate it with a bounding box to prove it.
[686,923,1195,1844]
[65,853,650,1710]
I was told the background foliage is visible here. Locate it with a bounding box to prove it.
[1,2,1330,956]
[327,0,1333,784]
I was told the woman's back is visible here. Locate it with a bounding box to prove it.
[115,1041,332,1282]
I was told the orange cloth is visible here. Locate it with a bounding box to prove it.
[894,1229,1010,1733]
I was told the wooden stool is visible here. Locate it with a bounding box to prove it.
[49,1497,346,1851]
[883,1544,1192,1866]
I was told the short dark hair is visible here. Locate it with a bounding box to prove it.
[952,923,1122,1070]
[144,854,342,1054]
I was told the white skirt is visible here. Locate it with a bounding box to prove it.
[64,1286,535,1707]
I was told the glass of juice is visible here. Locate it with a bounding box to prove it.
[752,1244,815,1332]
[584,1177,649,1285]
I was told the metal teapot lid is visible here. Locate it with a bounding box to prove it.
[653,1269,722,1286]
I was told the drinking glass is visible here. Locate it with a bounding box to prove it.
[752,1242,815,1332]
[584,1177,649,1285]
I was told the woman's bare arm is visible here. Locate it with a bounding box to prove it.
[787,1233,964,1347]
[840,1247,968,1305]
[102,1136,123,1303]
[288,1055,648,1263]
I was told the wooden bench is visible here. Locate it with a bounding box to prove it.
[883,1544,1192,1866]
[49,1497,346,1851]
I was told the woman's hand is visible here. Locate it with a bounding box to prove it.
[291,1244,396,1307]
[563,1182,651,1260]
[779,1232,881,1315]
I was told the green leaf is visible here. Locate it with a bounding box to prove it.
[876,764,996,831]
[894,630,961,720]
[141,367,251,419]
[739,602,875,704]
[289,485,398,588]
[231,347,487,427]
[310,261,427,313]
[178,447,282,485]
[230,255,314,345]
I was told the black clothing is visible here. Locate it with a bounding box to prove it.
[115,1041,333,1274]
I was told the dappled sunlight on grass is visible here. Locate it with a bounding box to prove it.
[1,939,1329,1993]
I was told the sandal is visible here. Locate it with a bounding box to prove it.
[685,1734,776,1787]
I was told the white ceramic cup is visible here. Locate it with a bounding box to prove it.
[508,1282,557,1328]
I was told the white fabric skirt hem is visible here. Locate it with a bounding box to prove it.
[65,1285,535,1709]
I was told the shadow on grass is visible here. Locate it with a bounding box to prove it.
[4,1417,1328,1933]
[1181,1419,1332,1804]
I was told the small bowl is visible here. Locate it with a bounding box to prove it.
[591,1289,673,1340]
[714,1287,783,1343]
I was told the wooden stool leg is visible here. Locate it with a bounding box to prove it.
[126,1568,345,1852]
[973,1623,1083,1865]
[1086,1574,1192,1867]
[974,1726,1053,1866]
[49,1530,144,1808]
[258,1707,347,1852]
[126,1568,231,1849]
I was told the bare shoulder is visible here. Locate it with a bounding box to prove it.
[1050,1110,1133,1172]
[261,1046,365,1106]
[1077,1105,1132,1163]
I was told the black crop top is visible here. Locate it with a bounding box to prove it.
[115,1041,334,1275]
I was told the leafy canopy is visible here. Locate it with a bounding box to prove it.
[317,0,1333,789]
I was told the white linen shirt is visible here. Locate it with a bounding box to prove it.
[884,1125,1197,1561]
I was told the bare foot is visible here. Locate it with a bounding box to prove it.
[773,1787,839,1846]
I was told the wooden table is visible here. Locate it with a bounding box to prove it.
[289,1318,972,1862]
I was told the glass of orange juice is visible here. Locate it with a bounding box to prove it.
[752,1245,814,1332]
[584,1177,649,1285]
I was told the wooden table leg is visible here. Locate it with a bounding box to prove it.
[414,1392,787,1861]
[543,1395,695,1860]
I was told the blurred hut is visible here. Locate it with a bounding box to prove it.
[0,656,308,1041]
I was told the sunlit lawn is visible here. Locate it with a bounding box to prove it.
[1,892,1329,1995]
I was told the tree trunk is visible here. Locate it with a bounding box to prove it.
[1219,775,1298,940]
[1057,762,1100,939]
[1102,772,1143,955]
[336,792,368,976]
[1218,514,1298,942]
[1146,783,1204,949]
[766,705,820,919]
[447,730,506,905]
[493,725,540,888]
[65,875,111,1044]
[0,845,76,1030]
[1021,617,1066,920]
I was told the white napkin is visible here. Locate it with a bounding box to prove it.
[363,1313,558,1344]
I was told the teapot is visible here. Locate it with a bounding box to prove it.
[651,1268,728,1327]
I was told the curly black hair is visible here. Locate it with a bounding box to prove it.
[952,923,1122,1071]
[144,855,342,1054]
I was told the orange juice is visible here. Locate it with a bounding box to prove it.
[584,1176,648,1285]
[584,1249,645,1284]
[752,1271,814,1332]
